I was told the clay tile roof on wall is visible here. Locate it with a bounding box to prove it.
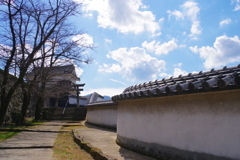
[112,64,240,101]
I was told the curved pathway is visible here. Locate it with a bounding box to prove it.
[74,123,156,160]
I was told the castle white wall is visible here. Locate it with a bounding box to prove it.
[87,105,117,129]
[69,97,87,105]
[117,90,240,159]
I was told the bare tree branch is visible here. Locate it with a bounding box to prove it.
[0,0,93,125]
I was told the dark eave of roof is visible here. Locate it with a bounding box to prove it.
[112,64,240,101]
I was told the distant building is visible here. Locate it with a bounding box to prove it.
[25,64,84,108]
[26,64,80,93]
[25,64,108,108]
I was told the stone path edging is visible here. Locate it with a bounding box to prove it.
[72,129,115,160]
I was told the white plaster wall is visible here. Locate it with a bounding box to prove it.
[53,74,76,83]
[69,97,87,105]
[117,90,240,159]
[87,105,117,128]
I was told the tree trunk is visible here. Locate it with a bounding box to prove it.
[34,97,44,121]
[0,101,8,127]
[20,92,30,123]
[0,74,24,127]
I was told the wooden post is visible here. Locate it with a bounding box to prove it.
[77,91,80,107]
[73,84,85,107]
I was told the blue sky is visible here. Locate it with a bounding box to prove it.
[73,0,240,97]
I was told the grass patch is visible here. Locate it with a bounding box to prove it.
[25,117,45,126]
[61,122,86,131]
[52,121,94,160]
[2,120,44,130]
[26,121,44,126]
[0,131,19,142]
[0,119,45,142]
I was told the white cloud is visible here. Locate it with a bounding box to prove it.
[189,45,198,53]
[167,1,202,40]
[83,13,93,17]
[150,17,164,37]
[220,18,232,27]
[110,79,127,86]
[140,4,149,9]
[82,87,125,97]
[174,63,183,67]
[159,67,188,79]
[99,47,166,81]
[232,0,240,11]
[155,39,179,55]
[181,1,200,21]
[159,72,172,79]
[72,33,94,47]
[190,21,201,39]
[105,38,112,43]
[79,0,160,35]
[173,68,188,77]
[189,35,240,69]
[151,32,162,37]
[98,63,122,73]
[159,17,165,23]
[0,44,15,58]
[75,65,84,77]
[142,38,180,55]
[142,40,156,52]
[167,10,183,20]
